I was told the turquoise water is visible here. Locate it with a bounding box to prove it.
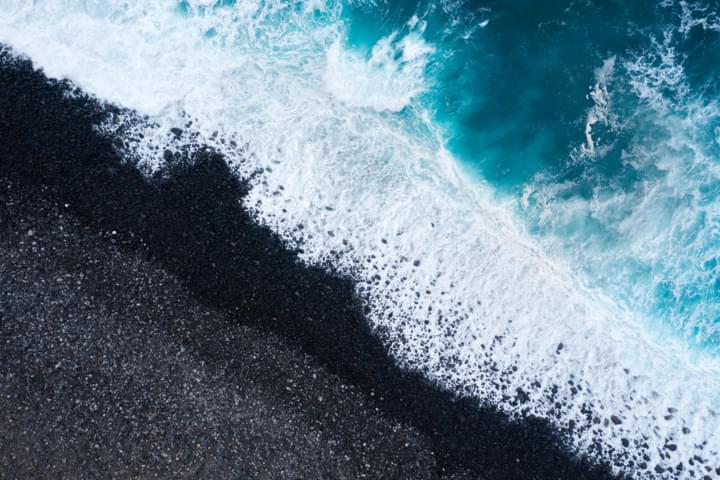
[338,0,720,350]
[344,1,637,185]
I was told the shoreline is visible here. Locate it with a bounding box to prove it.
[0,47,617,479]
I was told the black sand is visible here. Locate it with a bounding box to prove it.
[0,47,619,479]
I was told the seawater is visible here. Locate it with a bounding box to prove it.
[341,0,720,350]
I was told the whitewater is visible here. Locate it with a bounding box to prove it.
[1,0,719,477]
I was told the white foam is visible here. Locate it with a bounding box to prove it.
[676,0,720,35]
[2,1,720,477]
[324,29,433,113]
[579,56,616,158]
[526,20,720,352]
[624,30,688,113]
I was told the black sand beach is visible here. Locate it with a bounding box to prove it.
[0,47,618,479]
